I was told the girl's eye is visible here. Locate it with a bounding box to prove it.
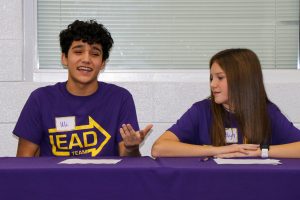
[218,76,224,80]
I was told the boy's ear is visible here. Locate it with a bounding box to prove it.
[100,61,106,70]
[61,53,68,67]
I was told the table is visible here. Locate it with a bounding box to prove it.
[0,157,299,200]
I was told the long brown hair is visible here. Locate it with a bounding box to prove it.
[209,49,271,146]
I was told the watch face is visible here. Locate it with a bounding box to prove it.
[260,144,269,150]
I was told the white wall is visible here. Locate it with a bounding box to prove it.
[0,0,300,157]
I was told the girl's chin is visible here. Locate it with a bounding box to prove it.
[214,100,228,106]
[214,99,224,104]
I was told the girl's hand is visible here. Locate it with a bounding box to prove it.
[215,144,260,158]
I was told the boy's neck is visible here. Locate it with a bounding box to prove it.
[66,80,99,96]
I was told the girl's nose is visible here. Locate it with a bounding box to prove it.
[210,78,217,88]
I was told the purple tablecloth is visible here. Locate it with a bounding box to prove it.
[0,157,299,200]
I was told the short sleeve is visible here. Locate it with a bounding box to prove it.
[269,104,300,144]
[168,103,200,144]
[13,91,43,145]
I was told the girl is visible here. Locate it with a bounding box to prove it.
[152,48,300,158]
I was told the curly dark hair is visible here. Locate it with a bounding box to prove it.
[59,19,114,61]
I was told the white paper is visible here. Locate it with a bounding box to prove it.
[59,158,122,164]
[214,158,281,165]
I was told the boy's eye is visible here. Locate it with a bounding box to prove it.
[91,52,100,56]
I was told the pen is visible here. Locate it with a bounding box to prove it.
[201,157,213,162]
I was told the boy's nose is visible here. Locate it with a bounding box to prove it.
[82,52,91,63]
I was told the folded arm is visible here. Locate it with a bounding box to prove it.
[216,142,300,158]
[151,131,259,158]
[268,142,300,158]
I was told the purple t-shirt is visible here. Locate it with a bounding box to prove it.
[168,99,300,145]
[13,81,139,157]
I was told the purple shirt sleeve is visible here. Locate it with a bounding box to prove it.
[13,90,43,145]
[168,103,201,144]
[269,103,300,144]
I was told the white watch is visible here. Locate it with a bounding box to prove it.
[261,148,269,158]
[260,144,269,158]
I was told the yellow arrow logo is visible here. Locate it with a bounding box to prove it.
[48,116,111,157]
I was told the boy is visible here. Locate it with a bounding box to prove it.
[14,20,152,157]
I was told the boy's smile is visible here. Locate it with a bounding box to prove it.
[61,40,106,95]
